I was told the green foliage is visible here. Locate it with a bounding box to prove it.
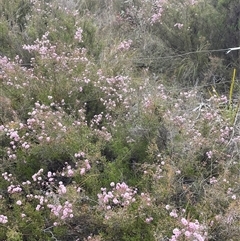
[1,1,240,240]
[6,229,23,241]
[81,20,103,59]
[106,217,154,241]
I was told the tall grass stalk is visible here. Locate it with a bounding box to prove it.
[229,68,236,107]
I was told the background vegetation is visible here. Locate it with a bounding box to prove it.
[0,0,240,240]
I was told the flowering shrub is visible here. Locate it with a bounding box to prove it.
[170,217,208,241]
[0,0,240,240]
[98,182,137,211]
[117,40,133,51]
[0,215,8,224]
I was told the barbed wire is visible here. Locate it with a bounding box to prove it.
[1,45,238,98]
[133,48,231,61]
[133,79,234,90]
[15,46,239,66]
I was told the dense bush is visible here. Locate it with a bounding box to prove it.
[0,0,240,240]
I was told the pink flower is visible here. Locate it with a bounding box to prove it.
[170,209,178,218]
[7,184,22,194]
[145,217,153,223]
[206,151,213,159]
[189,221,199,231]
[58,182,67,194]
[209,177,217,184]
[74,27,83,42]
[85,159,91,170]
[185,230,191,237]
[165,204,171,210]
[47,171,52,178]
[9,131,20,141]
[173,228,181,237]
[0,215,8,223]
[181,217,188,226]
[190,0,197,5]
[117,40,132,51]
[232,194,236,200]
[80,168,86,175]
[193,232,205,241]
[174,23,184,29]
[36,205,41,211]
[16,200,22,205]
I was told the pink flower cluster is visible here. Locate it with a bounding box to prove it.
[9,130,20,141]
[47,201,73,220]
[140,192,152,206]
[7,184,22,194]
[22,30,89,71]
[61,164,75,177]
[117,40,132,51]
[0,55,15,71]
[145,216,153,223]
[96,71,133,113]
[90,113,103,128]
[190,0,197,5]
[93,127,112,141]
[170,218,208,241]
[74,27,83,42]
[138,192,154,223]
[150,0,165,24]
[220,126,232,144]
[32,168,44,182]
[174,23,184,29]
[209,176,218,184]
[58,182,67,194]
[60,154,92,177]
[79,159,91,175]
[97,182,137,211]
[0,215,8,224]
[2,172,12,182]
[23,32,57,58]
